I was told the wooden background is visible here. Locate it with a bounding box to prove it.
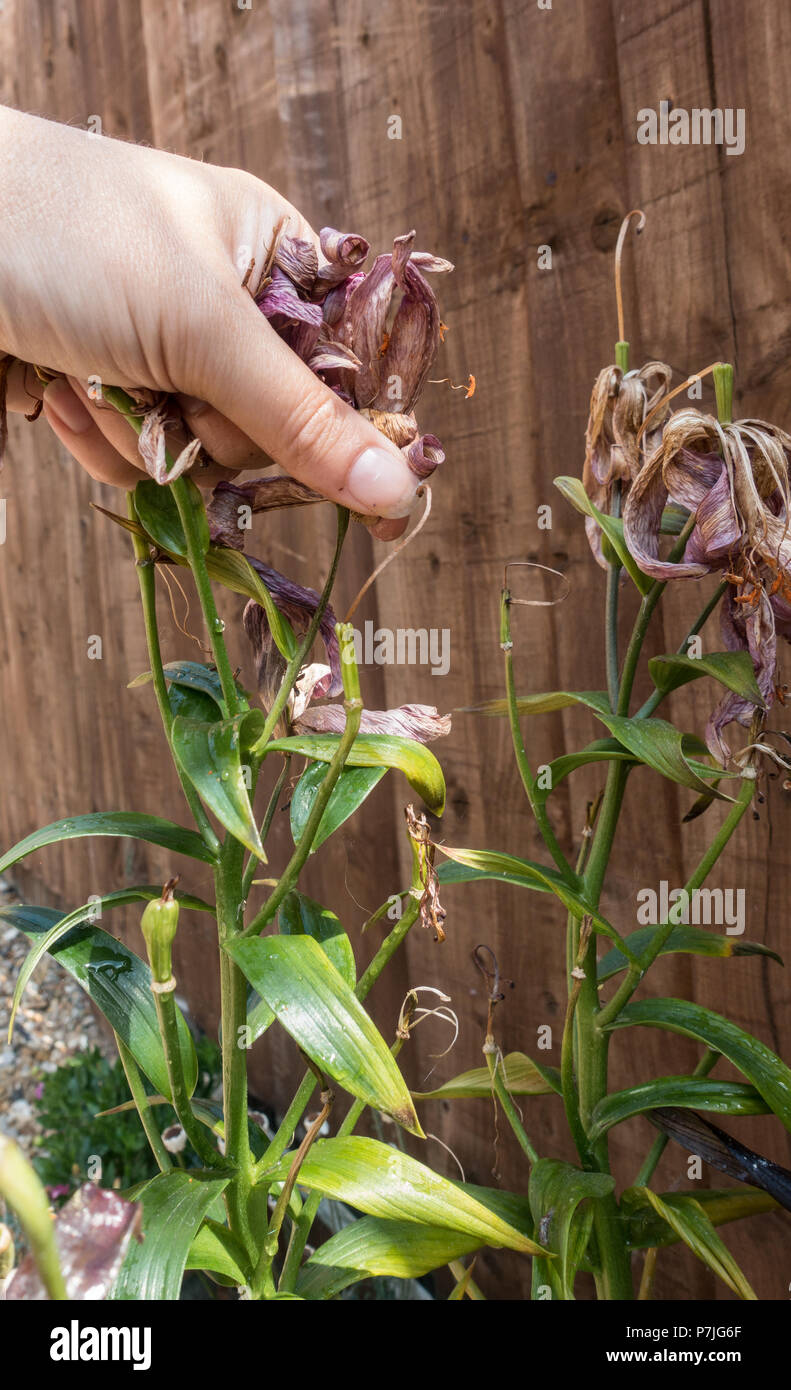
[1,0,790,1299]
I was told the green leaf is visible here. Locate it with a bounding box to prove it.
[265,733,446,816]
[534,739,637,805]
[111,1170,230,1300]
[598,925,783,981]
[528,1159,615,1300]
[589,1077,769,1140]
[279,891,356,988]
[435,847,637,957]
[623,1187,756,1300]
[8,886,214,1042]
[606,998,791,1131]
[172,711,266,858]
[167,682,222,724]
[413,1052,561,1101]
[471,689,738,801]
[648,650,766,707]
[205,547,298,662]
[299,1220,487,1295]
[626,1188,777,1249]
[134,477,209,558]
[0,811,216,876]
[554,476,653,593]
[264,1136,546,1254]
[290,762,387,853]
[185,1219,249,1284]
[225,935,420,1133]
[0,905,197,1101]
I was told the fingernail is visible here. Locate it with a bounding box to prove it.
[43,379,93,435]
[345,446,419,518]
[176,393,209,418]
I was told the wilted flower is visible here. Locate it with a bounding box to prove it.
[6,1183,141,1300]
[285,660,451,744]
[255,225,452,487]
[583,360,671,566]
[622,408,791,761]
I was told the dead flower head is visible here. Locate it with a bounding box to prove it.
[623,408,791,761]
[583,359,671,567]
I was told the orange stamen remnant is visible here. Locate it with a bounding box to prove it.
[378,331,390,358]
[439,320,449,342]
[428,373,476,398]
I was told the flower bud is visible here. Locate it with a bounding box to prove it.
[140,880,180,985]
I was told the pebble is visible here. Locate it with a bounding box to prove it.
[0,893,106,1157]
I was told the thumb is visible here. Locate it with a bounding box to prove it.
[195,288,423,518]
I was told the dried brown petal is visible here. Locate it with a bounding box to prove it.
[6,1184,141,1300]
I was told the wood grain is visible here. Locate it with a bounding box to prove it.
[0,0,789,1298]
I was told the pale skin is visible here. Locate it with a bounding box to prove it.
[0,107,417,539]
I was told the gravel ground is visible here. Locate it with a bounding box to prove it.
[0,885,106,1158]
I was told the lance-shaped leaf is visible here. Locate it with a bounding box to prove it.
[134,476,209,557]
[413,1052,561,1101]
[1,905,197,1100]
[264,733,446,816]
[470,689,738,801]
[606,998,791,1132]
[279,891,356,988]
[626,1187,777,1249]
[589,1078,769,1141]
[290,762,386,853]
[646,1107,791,1212]
[172,711,266,858]
[0,811,216,877]
[6,1181,141,1301]
[8,885,214,1042]
[186,1220,249,1285]
[554,475,654,593]
[206,546,298,662]
[622,1187,757,1300]
[225,935,420,1132]
[648,650,766,706]
[528,1159,615,1300]
[534,739,637,805]
[111,1170,231,1301]
[435,847,636,957]
[598,925,782,982]
[299,1217,501,1296]
[263,1136,545,1254]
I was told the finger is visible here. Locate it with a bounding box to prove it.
[66,378,240,489]
[42,378,141,488]
[175,395,276,471]
[196,289,422,519]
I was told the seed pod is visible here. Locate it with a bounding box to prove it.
[140,879,180,985]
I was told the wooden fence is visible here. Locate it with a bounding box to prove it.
[1,0,790,1298]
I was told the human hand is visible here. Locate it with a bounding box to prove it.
[0,109,435,538]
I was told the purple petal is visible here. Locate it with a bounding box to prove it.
[245,557,343,696]
[705,591,776,761]
[207,478,323,549]
[258,268,324,331]
[405,433,444,480]
[622,444,711,580]
[315,227,370,287]
[274,234,319,291]
[7,1185,141,1300]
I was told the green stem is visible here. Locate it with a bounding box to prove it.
[616,516,697,718]
[243,663,363,937]
[597,774,755,1030]
[501,589,577,884]
[170,476,240,717]
[605,482,622,710]
[125,493,220,855]
[152,981,219,1167]
[215,839,256,1258]
[114,1032,172,1173]
[634,1049,720,1188]
[250,508,349,758]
